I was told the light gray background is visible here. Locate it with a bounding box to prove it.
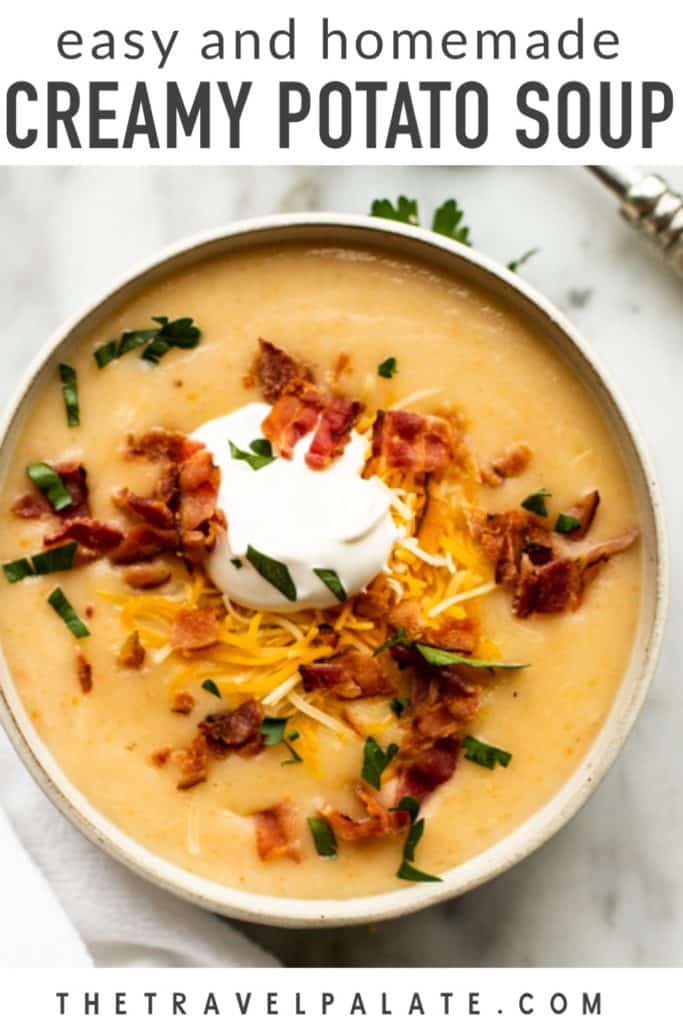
[1,165,680,966]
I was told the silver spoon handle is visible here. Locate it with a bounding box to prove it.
[588,165,683,279]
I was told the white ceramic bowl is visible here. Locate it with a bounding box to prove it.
[0,214,668,928]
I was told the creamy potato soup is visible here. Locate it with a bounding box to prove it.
[0,243,641,898]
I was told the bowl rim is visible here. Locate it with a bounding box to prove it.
[0,212,669,928]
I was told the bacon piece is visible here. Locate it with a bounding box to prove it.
[254,339,312,402]
[396,738,459,802]
[305,395,363,470]
[480,443,532,487]
[126,428,203,464]
[44,516,124,553]
[513,529,638,618]
[176,735,209,790]
[171,691,196,715]
[353,578,398,621]
[558,490,601,541]
[118,631,145,669]
[113,489,175,529]
[321,783,410,842]
[254,801,301,862]
[178,451,221,533]
[388,600,479,655]
[372,410,455,477]
[12,461,90,521]
[199,698,264,757]
[170,607,220,651]
[261,381,324,458]
[110,525,180,564]
[122,561,172,589]
[465,507,555,586]
[300,649,395,700]
[76,653,93,694]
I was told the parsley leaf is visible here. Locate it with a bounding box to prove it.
[521,488,552,517]
[361,736,398,790]
[229,438,276,471]
[392,796,442,883]
[47,587,90,638]
[58,364,80,427]
[414,644,529,672]
[313,568,347,603]
[373,627,411,656]
[507,248,540,273]
[555,513,582,534]
[370,196,419,225]
[26,462,72,512]
[397,860,442,883]
[463,735,512,770]
[4,542,78,583]
[94,316,201,368]
[390,695,411,718]
[377,356,398,379]
[201,679,221,698]
[246,545,297,602]
[432,199,471,246]
[2,558,34,584]
[308,817,337,858]
[260,715,302,765]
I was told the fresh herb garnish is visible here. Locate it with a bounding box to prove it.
[260,715,302,764]
[390,695,411,718]
[307,817,337,858]
[201,679,221,698]
[26,462,72,512]
[94,316,201,368]
[370,196,419,225]
[58,364,79,427]
[313,568,347,603]
[246,545,296,602]
[377,356,398,379]
[361,736,398,790]
[463,735,512,770]
[507,248,540,273]
[47,586,90,638]
[373,627,410,656]
[230,558,243,569]
[521,488,552,517]
[229,438,276,471]
[391,796,442,883]
[414,643,529,672]
[432,199,471,246]
[555,513,582,534]
[3,542,77,583]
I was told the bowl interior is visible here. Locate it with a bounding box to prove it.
[0,216,667,927]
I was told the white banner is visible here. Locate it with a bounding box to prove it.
[0,0,681,164]
[0,968,679,1022]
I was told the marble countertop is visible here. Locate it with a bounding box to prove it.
[0,164,681,966]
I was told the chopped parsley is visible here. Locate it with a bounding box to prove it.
[390,695,411,718]
[229,438,276,471]
[391,796,442,883]
[521,488,552,517]
[432,199,471,246]
[246,545,297,602]
[201,679,221,698]
[415,643,529,672]
[313,568,347,603]
[507,248,540,273]
[260,715,302,765]
[26,462,72,512]
[3,542,77,583]
[396,860,442,883]
[377,356,398,379]
[555,513,582,534]
[373,627,410,656]
[94,316,201,368]
[230,558,243,569]
[361,736,398,790]
[307,816,337,858]
[58,363,80,427]
[47,586,90,638]
[463,735,512,770]
[370,196,419,225]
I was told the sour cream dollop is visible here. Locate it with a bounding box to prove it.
[192,402,397,611]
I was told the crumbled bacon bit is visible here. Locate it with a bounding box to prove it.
[76,652,93,694]
[464,507,555,586]
[199,697,264,757]
[176,735,209,790]
[171,691,196,715]
[254,801,301,862]
[113,489,175,529]
[321,783,409,842]
[126,428,203,464]
[372,410,455,477]
[122,561,172,589]
[480,443,532,486]
[44,517,124,553]
[261,380,324,459]
[353,579,398,621]
[559,490,601,540]
[170,607,220,651]
[111,524,180,564]
[396,738,460,802]
[118,630,145,669]
[300,649,395,700]
[388,599,479,655]
[254,339,313,402]
[305,395,363,471]
[333,352,351,381]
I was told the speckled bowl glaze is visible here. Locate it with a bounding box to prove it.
[0,215,668,927]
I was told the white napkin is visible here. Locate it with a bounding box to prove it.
[0,734,278,968]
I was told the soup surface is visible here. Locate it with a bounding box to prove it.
[0,243,641,899]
